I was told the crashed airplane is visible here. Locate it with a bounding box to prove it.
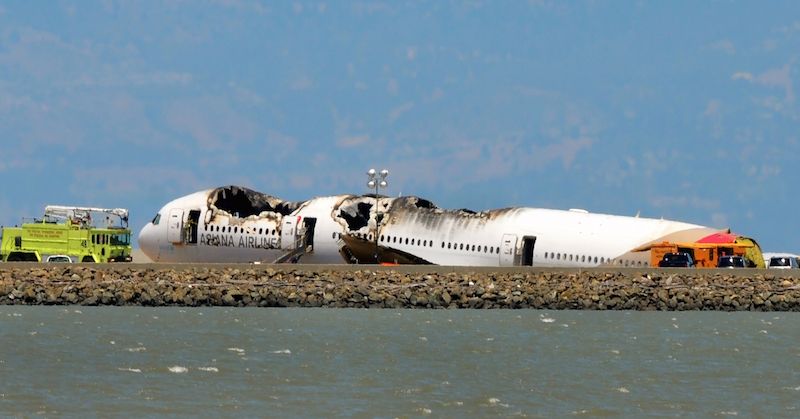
[138,185,761,266]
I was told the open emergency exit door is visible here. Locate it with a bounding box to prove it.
[167,209,184,244]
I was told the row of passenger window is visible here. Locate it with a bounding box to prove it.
[334,232,502,255]
[204,224,278,236]
[543,252,648,267]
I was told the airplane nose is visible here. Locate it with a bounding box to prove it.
[138,223,158,262]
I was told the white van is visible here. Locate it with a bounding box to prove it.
[45,254,73,263]
[767,255,799,269]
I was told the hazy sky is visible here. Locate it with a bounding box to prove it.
[1,1,798,251]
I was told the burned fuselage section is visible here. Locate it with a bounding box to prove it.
[196,185,514,264]
[332,194,513,264]
[199,185,305,250]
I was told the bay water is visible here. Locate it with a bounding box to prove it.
[1,307,798,417]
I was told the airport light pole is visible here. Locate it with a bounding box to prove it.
[367,168,389,263]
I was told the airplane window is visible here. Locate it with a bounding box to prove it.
[441,242,445,248]
[581,255,585,262]
[496,247,500,254]
[151,213,161,225]
[459,243,463,250]
[556,253,560,260]
[471,245,475,251]
[368,234,373,241]
[380,235,385,242]
[403,238,408,245]
[447,243,451,249]
[259,228,263,235]
[593,256,597,263]
[411,239,415,245]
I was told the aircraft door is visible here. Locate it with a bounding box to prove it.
[186,210,201,244]
[500,234,517,266]
[521,236,536,266]
[302,218,317,250]
[167,209,184,244]
[281,216,300,250]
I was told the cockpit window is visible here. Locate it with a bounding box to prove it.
[152,213,161,225]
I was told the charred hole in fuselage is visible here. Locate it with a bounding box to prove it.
[412,198,436,209]
[211,185,300,217]
[338,202,373,230]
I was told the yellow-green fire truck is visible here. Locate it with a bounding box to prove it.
[0,206,132,263]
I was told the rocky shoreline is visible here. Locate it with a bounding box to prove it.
[1,266,799,310]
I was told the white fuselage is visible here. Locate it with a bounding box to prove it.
[138,188,718,266]
[372,207,714,267]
